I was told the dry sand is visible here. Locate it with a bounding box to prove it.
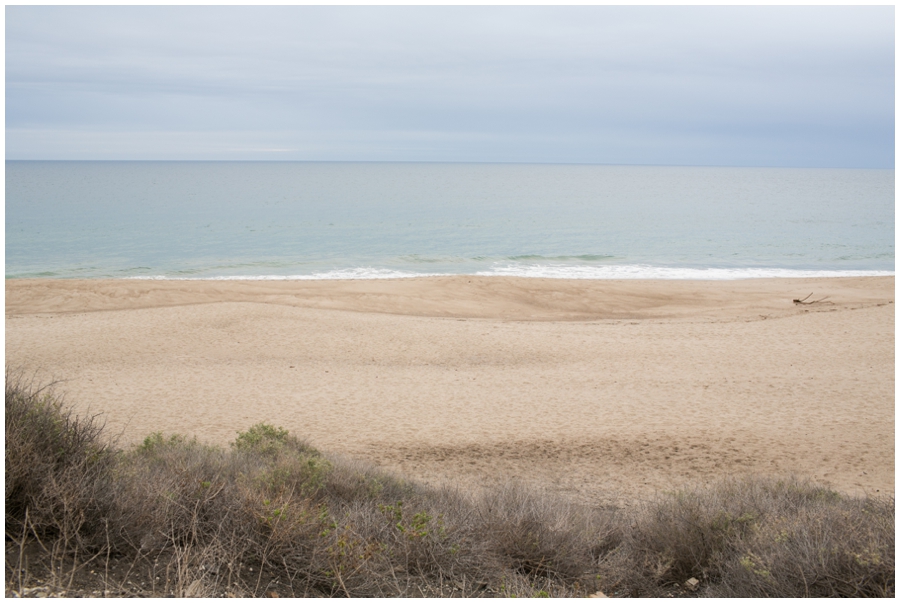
[5,276,894,506]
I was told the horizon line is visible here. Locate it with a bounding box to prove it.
[4,159,894,170]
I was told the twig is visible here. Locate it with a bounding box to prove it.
[16,508,31,594]
[793,293,831,305]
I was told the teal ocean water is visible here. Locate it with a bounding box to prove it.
[5,161,894,280]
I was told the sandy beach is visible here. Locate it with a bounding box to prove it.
[5,276,894,505]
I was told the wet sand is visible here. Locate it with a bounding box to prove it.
[5,276,894,505]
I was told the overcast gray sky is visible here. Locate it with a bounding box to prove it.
[5,5,895,167]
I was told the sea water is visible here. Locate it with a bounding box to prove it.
[5,161,894,280]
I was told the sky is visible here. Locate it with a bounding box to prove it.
[5,5,895,167]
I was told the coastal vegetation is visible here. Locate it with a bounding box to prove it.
[6,376,894,598]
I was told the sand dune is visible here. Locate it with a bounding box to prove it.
[5,276,894,505]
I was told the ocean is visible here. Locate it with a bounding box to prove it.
[5,161,894,280]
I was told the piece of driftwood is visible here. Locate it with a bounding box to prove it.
[793,293,831,305]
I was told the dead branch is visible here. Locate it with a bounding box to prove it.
[793,293,831,305]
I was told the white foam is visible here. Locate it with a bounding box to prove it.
[125,264,894,281]
[477,263,894,280]
[127,267,444,281]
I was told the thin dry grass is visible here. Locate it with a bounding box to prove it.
[5,375,115,547]
[597,477,894,597]
[5,377,894,597]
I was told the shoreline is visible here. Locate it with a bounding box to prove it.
[6,267,895,282]
[6,275,894,505]
[5,274,894,319]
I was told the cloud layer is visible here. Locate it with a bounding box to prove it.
[6,6,895,166]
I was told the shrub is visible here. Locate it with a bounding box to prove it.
[5,378,895,598]
[476,483,614,582]
[598,476,895,597]
[5,374,114,549]
[709,494,894,597]
[232,423,317,457]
